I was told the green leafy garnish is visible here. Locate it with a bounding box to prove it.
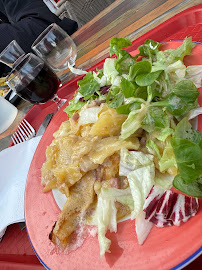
[77,72,100,99]
[64,96,86,118]
[63,36,202,198]
[171,118,202,184]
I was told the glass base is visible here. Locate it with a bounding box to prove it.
[52,94,67,110]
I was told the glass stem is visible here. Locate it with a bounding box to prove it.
[52,94,67,110]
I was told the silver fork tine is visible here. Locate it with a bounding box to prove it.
[11,134,18,145]
[17,125,30,140]
[23,119,36,135]
[11,119,36,145]
[12,131,23,144]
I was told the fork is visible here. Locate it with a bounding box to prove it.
[11,119,36,145]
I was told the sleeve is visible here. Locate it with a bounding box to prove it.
[0,15,77,54]
[0,0,78,76]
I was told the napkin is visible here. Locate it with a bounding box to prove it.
[0,136,42,240]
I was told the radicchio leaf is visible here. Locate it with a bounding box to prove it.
[143,186,199,227]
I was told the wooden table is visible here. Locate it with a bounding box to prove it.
[72,0,202,70]
[0,0,201,150]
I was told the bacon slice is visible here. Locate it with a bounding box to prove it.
[143,186,199,227]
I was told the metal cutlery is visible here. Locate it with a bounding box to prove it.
[11,119,36,145]
[11,113,53,145]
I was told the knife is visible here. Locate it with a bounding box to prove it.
[36,113,53,136]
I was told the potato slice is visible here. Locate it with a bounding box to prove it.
[50,171,96,248]
[90,106,127,137]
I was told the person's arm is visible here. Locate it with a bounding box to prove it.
[0,0,77,34]
[0,0,78,76]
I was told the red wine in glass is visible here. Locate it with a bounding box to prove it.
[6,53,65,109]
[18,63,60,104]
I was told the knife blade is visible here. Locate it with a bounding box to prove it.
[36,113,53,136]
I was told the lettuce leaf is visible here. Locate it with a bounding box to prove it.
[119,147,154,176]
[127,165,155,219]
[128,61,152,81]
[173,174,202,198]
[159,141,177,172]
[90,188,117,257]
[155,127,174,142]
[185,65,202,88]
[90,186,134,257]
[100,187,134,211]
[64,96,86,118]
[78,106,102,126]
[154,170,173,190]
[166,37,195,63]
[119,148,155,219]
[142,106,170,133]
[120,104,147,139]
[78,72,101,99]
[171,118,202,183]
[137,39,161,59]
[103,58,119,84]
[109,37,132,56]
[152,80,199,116]
[146,139,161,159]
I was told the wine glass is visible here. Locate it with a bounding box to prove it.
[0,40,25,68]
[31,23,77,82]
[5,53,66,109]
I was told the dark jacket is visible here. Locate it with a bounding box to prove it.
[0,0,78,76]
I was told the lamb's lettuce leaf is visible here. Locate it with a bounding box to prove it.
[142,106,170,133]
[135,70,162,86]
[137,39,161,58]
[173,174,202,198]
[120,77,136,98]
[115,50,136,74]
[77,71,100,99]
[171,118,202,183]
[109,37,132,56]
[152,80,199,116]
[128,61,151,81]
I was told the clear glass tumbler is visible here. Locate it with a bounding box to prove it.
[0,40,25,68]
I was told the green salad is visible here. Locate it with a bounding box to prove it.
[64,36,202,198]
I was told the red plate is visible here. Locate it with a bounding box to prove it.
[25,42,202,270]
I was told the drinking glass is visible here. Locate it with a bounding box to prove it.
[31,23,77,80]
[5,53,66,109]
[0,40,25,68]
